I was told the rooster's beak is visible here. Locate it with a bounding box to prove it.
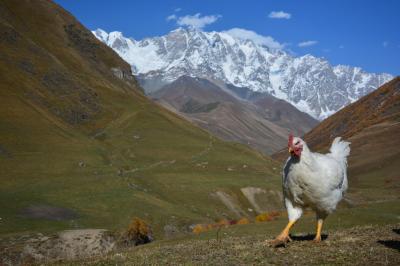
[288,147,293,154]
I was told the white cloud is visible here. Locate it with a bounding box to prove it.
[383,41,389,48]
[224,28,284,50]
[298,40,318,47]
[268,11,291,19]
[174,8,182,12]
[166,14,177,21]
[176,13,221,29]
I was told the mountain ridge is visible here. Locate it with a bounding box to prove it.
[93,27,393,120]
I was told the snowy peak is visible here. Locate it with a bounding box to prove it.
[92,28,393,120]
[93,28,108,42]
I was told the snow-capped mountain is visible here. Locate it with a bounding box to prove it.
[93,28,393,120]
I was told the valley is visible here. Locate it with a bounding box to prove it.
[151,75,317,154]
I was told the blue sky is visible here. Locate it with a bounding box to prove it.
[55,0,399,75]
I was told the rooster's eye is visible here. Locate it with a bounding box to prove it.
[295,141,300,145]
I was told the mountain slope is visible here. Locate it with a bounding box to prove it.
[273,77,400,204]
[0,0,282,238]
[152,76,317,154]
[251,94,318,137]
[93,28,392,120]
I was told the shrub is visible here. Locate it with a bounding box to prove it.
[121,217,153,246]
[217,219,230,227]
[269,211,280,217]
[229,220,237,225]
[192,224,207,234]
[192,217,251,235]
[255,213,273,222]
[236,217,250,225]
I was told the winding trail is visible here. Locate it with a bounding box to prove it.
[119,133,215,190]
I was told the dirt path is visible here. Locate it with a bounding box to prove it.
[121,133,214,190]
[191,133,214,162]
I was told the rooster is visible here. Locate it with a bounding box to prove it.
[270,134,350,246]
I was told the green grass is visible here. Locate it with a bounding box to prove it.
[0,94,281,237]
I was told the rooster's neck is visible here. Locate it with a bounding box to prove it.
[299,144,313,166]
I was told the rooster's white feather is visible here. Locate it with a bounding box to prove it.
[283,136,350,221]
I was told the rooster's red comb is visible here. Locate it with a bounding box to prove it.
[288,133,294,147]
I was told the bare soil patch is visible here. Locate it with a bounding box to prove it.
[19,205,78,221]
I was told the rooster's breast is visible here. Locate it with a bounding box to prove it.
[283,157,343,213]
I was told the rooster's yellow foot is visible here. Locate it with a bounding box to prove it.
[313,235,322,243]
[267,234,292,247]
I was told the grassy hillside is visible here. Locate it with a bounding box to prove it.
[0,0,281,238]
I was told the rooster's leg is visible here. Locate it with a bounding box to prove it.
[313,219,323,242]
[269,220,296,246]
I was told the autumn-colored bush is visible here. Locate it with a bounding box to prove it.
[192,224,208,234]
[269,211,280,217]
[121,217,153,246]
[236,217,250,225]
[192,217,252,234]
[217,219,230,227]
[255,213,273,222]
